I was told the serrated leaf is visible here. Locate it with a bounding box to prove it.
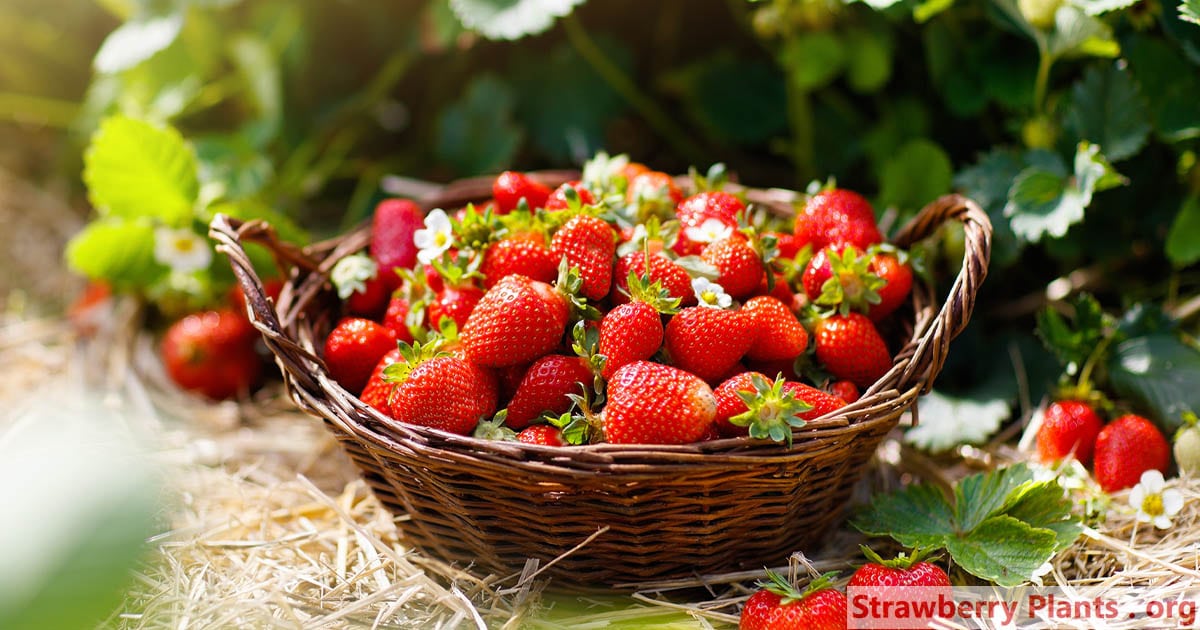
[1166,196,1200,267]
[953,464,1034,531]
[1075,0,1141,13]
[1124,36,1200,142]
[778,32,845,91]
[879,139,952,215]
[93,13,183,74]
[448,0,585,40]
[1062,63,1150,161]
[65,218,165,289]
[1109,334,1200,434]
[1003,482,1083,552]
[1182,0,1200,24]
[1049,6,1118,59]
[954,149,1024,267]
[1003,143,1121,242]
[83,115,200,226]
[435,74,522,176]
[904,390,1011,454]
[946,516,1059,587]
[850,483,955,550]
[1035,292,1108,369]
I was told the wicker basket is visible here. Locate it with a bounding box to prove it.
[209,175,991,588]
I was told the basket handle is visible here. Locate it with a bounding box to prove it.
[888,194,992,395]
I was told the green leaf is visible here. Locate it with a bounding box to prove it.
[1124,36,1200,142]
[1003,143,1121,242]
[228,34,282,143]
[850,483,955,550]
[448,0,586,40]
[954,149,1024,267]
[946,516,1059,587]
[904,390,1011,453]
[844,28,893,93]
[778,32,846,91]
[435,74,523,176]
[83,115,200,226]
[1075,0,1141,14]
[93,13,183,74]
[194,132,275,200]
[661,52,787,146]
[1003,482,1083,552]
[1035,292,1109,369]
[914,0,955,22]
[1109,334,1200,434]
[1049,6,1119,59]
[1166,196,1200,267]
[878,139,952,213]
[953,464,1035,532]
[1182,0,1200,24]
[65,218,165,289]
[1061,63,1151,161]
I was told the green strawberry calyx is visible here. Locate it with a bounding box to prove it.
[554,257,602,322]
[758,569,840,604]
[330,253,379,299]
[381,338,449,385]
[625,270,682,314]
[859,544,941,570]
[473,411,517,441]
[816,246,885,317]
[729,373,813,446]
[570,320,607,378]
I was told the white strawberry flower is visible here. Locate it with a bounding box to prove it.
[414,208,453,265]
[153,226,211,273]
[684,218,734,245]
[692,277,731,309]
[330,253,378,299]
[1129,470,1184,529]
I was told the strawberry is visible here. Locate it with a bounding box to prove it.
[847,548,951,628]
[626,170,683,207]
[516,424,566,446]
[551,214,617,301]
[1094,414,1170,492]
[597,273,680,379]
[782,381,848,419]
[772,231,802,260]
[360,347,403,412]
[544,180,595,210]
[701,237,764,300]
[665,305,755,383]
[384,341,498,435]
[1035,400,1103,465]
[740,571,848,630]
[460,274,570,368]
[867,251,913,322]
[602,361,717,444]
[743,296,808,362]
[427,284,484,330]
[828,380,860,403]
[161,309,262,400]
[714,372,811,441]
[480,235,559,288]
[493,171,552,213]
[1175,413,1200,475]
[323,317,398,393]
[757,272,795,305]
[495,362,529,408]
[793,188,883,251]
[612,252,696,307]
[813,313,891,389]
[331,253,390,319]
[68,281,112,336]
[381,294,415,344]
[620,161,650,182]
[801,246,885,315]
[674,191,744,256]
[370,199,424,289]
[504,355,594,429]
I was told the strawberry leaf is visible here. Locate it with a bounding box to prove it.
[1061,63,1150,162]
[64,218,165,290]
[1003,143,1124,243]
[1166,196,1200,268]
[1108,334,1200,435]
[93,13,183,74]
[1183,0,1200,24]
[83,115,200,227]
[944,516,1058,588]
[435,74,522,176]
[903,389,1010,453]
[1035,292,1113,372]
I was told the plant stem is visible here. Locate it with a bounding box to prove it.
[561,15,704,162]
[1077,332,1115,393]
[1033,47,1053,114]
[786,80,815,185]
[0,92,80,129]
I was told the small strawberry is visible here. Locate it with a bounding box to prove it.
[493,171,552,213]
[602,361,717,444]
[612,251,696,307]
[161,309,262,400]
[460,269,582,368]
[772,231,802,260]
[847,547,951,628]
[381,294,415,344]
[714,372,811,442]
[370,198,424,289]
[1094,414,1170,492]
[597,272,681,379]
[360,347,403,412]
[701,237,764,300]
[793,188,883,251]
[1036,400,1103,465]
[664,303,755,383]
[1174,413,1200,475]
[516,424,566,446]
[504,354,594,429]
[801,246,885,316]
[480,235,559,288]
[867,251,913,322]
[551,214,617,301]
[828,380,860,403]
[384,340,498,435]
[427,284,485,330]
[813,313,891,389]
[323,317,398,394]
[674,191,744,256]
[743,295,808,362]
[739,571,848,630]
[331,253,390,319]
[544,180,595,210]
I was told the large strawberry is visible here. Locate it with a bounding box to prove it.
[713,372,811,442]
[1093,414,1170,492]
[360,347,402,412]
[801,246,885,315]
[701,237,764,300]
[782,381,848,419]
[664,304,754,383]
[743,295,808,362]
[602,361,717,444]
[161,309,262,400]
[504,355,594,429]
[551,214,617,301]
[612,251,695,307]
[370,198,424,289]
[813,313,891,389]
[384,341,498,435]
[493,171,552,213]
[794,188,883,251]
[480,235,559,288]
[323,317,398,393]
[847,548,952,629]
[739,571,848,630]
[1036,400,1103,465]
[597,272,680,379]
[460,273,571,368]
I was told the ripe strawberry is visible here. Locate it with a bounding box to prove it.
[757,272,795,304]
[612,252,696,307]
[69,281,112,336]
[801,246,885,315]
[330,253,389,318]
[664,306,755,383]
[551,214,617,301]
[620,161,650,182]
[701,238,764,300]
[495,362,528,408]
[460,274,570,368]
[370,199,424,289]
[740,571,848,630]
[783,381,848,419]
[674,191,744,256]
[714,372,807,441]
[848,548,951,627]
[493,171,552,213]
[544,180,595,210]
[505,355,594,429]
[1036,400,1103,466]
[516,424,566,446]
[829,380,860,403]
[602,361,717,444]
[385,342,498,435]
[381,294,415,344]
[772,231,802,260]
[1094,414,1170,492]
[743,296,808,362]
[813,313,891,389]
[867,252,913,322]
[481,235,559,288]
[597,272,680,379]
[323,317,398,393]
[161,309,262,400]
[427,284,484,330]
[360,347,402,412]
[794,188,883,251]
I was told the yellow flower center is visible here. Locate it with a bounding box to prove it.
[1142,493,1164,517]
[174,237,197,253]
[701,290,717,304]
[434,232,449,247]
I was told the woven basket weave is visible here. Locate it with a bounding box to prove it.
[209,174,991,587]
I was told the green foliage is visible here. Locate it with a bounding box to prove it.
[1061,63,1150,162]
[1035,293,1112,371]
[878,139,952,215]
[435,74,523,176]
[1108,334,1200,434]
[83,115,199,226]
[1166,196,1200,267]
[1003,143,1124,243]
[449,0,586,40]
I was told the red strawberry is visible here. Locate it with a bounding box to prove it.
[597,272,680,379]
[612,252,696,307]
[664,306,755,383]
[551,214,617,301]
[331,253,390,318]
[481,236,559,288]
[1036,400,1103,465]
[360,347,402,412]
[381,294,415,344]
[427,284,484,330]
[544,180,595,210]
[161,309,262,400]
[740,571,848,630]
[602,361,717,444]
[674,191,744,256]
[516,424,566,446]
[505,355,594,429]
[801,246,885,316]
[493,171,552,213]
[829,380,860,403]
[794,188,883,251]
[620,161,650,182]
[714,372,804,440]
[867,252,913,322]
[782,382,848,419]
[495,362,529,408]
[773,231,802,260]
[1094,414,1170,492]
[743,296,808,362]
[323,317,398,393]
[370,199,424,289]
[757,272,795,304]
[813,313,891,389]
[847,548,951,629]
[701,238,764,300]
[460,274,570,368]
[385,343,498,435]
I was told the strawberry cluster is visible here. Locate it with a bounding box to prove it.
[321,153,915,446]
[1036,399,1170,492]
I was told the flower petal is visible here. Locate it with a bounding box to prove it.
[1135,511,1152,524]
[1140,469,1165,493]
[1162,489,1185,516]
[1153,515,1173,530]
[1129,486,1146,509]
